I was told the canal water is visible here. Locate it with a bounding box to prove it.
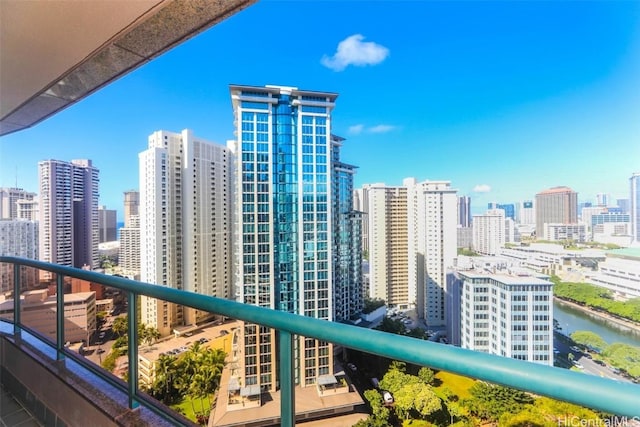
[553,299,640,347]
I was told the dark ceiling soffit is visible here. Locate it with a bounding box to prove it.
[0,0,256,137]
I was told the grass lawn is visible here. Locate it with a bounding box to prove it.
[434,371,476,400]
[171,396,211,423]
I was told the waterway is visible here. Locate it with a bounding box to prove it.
[553,299,640,347]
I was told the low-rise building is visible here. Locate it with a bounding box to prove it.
[0,289,96,344]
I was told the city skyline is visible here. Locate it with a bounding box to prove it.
[1,1,639,218]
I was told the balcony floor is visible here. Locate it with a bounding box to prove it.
[0,383,41,427]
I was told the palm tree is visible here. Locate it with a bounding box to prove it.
[112,315,128,337]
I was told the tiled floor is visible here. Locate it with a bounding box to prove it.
[0,384,41,427]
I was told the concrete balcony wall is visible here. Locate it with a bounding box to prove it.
[0,327,192,426]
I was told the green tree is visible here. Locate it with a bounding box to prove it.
[112,315,128,337]
[463,382,534,422]
[363,389,390,420]
[377,317,407,335]
[570,331,608,353]
[418,367,435,385]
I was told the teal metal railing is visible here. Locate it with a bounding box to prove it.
[1,256,639,425]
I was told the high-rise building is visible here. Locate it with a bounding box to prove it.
[0,187,36,220]
[353,187,370,258]
[0,219,39,292]
[367,184,410,307]
[139,129,231,336]
[535,186,578,239]
[123,190,139,228]
[452,268,553,366]
[488,202,515,220]
[472,209,505,256]
[596,193,611,207]
[458,196,471,227]
[98,205,117,243]
[229,84,362,390]
[406,178,458,327]
[617,198,630,215]
[362,178,457,325]
[16,198,38,221]
[119,214,140,278]
[38,159,99,275]
[518,200,535,225]
[631,173,640,243]
[331,135,364,323]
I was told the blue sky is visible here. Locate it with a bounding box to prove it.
[1,1,639,219]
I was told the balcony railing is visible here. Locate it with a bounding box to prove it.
[1,256,639,426]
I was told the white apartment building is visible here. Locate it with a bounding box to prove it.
[16,198,38,221]
[362,178,457,325]
[0,187,36,220]
[543,223,587,242]
[472,209,505,256]
[518,201,535,225]
[0,219,39,292]
[592,222,632,247]
[406,178,458,327]
[453,268,553,366]
[139,129,231,336]
[38,159,100,274]
[119,214,140,278]
[367,184,409,307]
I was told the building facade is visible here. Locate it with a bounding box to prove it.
[543,223,587,242]
[229,84,362,390]
[0,219,39,293]
[367,184,409,307]
[631,173,640,243]
[453,269,553,366]
[123,190,140,228]
[98,205,117,243]
[535,186,578,239]
[406,178,458,326]
[119,214,140,278]
[38,159,99,275]
[0,290,96,344]
[472,209,505,256]
[0,187,36,220]
[518,201,535,225]
[458,196,471,227]
[139,129,231,336]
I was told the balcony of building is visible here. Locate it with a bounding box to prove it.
[0,256,639,427]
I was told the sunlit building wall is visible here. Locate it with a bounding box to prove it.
[229,84,361,390]
[535,186,578,239]
[139,129,231,336]
[0,219,39,293]
[455,269,553,366]
[38,159,100,278]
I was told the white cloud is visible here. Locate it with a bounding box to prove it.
[321,34,389,72]
[369,124,395,134]
[348,124,365,135]
[347,124,396,135]
[473,184,492,193]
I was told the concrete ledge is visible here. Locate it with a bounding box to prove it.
[0,328,194,426]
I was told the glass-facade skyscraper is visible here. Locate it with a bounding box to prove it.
[229,85,362,391]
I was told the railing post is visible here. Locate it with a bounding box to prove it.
[127,291,139,409]
[56,273,65,360]
[279,330,295,427]
[13,262,20,336]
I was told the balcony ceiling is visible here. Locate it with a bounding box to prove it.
[0,0,256,136]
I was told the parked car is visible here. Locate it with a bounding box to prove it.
[382,391,394,404]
